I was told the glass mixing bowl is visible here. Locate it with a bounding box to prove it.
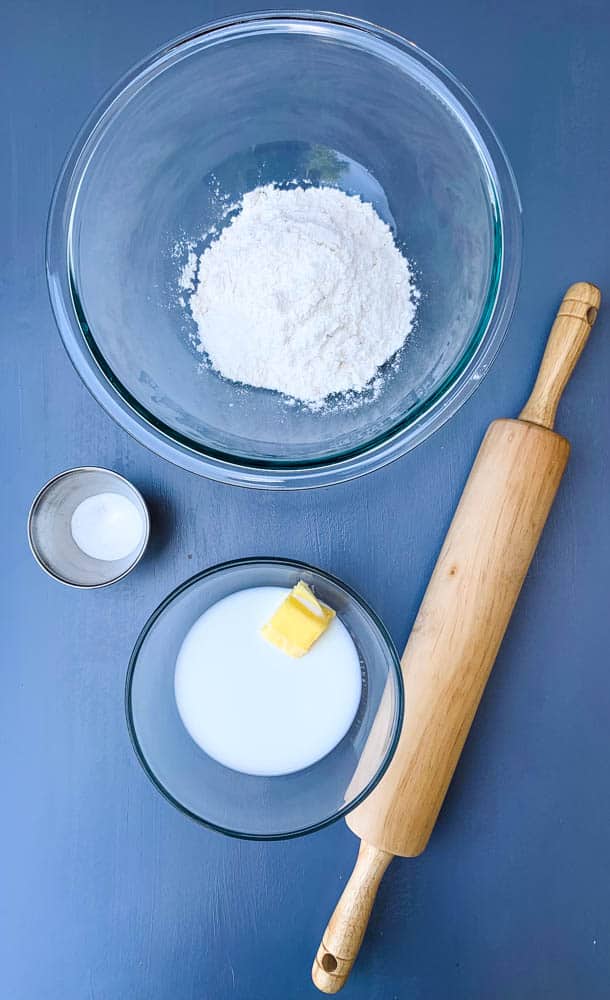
[126,559,403,839]
[47,11,521,489]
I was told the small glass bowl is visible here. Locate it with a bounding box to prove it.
[47,11,521,489]
[126,558,403,839]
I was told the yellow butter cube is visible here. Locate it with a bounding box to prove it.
[261,580,336,657]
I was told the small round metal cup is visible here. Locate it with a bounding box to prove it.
[28,467,150,588]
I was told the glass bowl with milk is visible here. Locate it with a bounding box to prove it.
[126,559,403,839]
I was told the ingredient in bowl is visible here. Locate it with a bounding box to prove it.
[184,185,418,406]
[261,580,336,657]
[174,586,362,776]
[70,492,145,562]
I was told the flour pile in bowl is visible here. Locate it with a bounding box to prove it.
[181,185,418,407]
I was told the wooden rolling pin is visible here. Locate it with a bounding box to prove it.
[312,282,601,993]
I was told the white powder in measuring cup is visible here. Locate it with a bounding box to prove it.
[71,493,145,562]
[183,185,418,407]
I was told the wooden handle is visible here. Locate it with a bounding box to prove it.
[519,282,601,428]
[311,842,393,994]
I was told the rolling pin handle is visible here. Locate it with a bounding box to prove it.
[519,282,601,430]
[311,842,393,994]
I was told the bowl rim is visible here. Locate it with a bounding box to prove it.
[27,466,151,589]
[47,10,522,490]
[125,556,405,840]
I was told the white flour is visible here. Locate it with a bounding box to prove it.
[183,185,418,406]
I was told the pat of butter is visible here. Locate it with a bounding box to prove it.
[261,581,336,658]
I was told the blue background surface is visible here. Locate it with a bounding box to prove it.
[3,1,610,997]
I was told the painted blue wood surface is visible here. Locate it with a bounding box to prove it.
[2,1,610,996]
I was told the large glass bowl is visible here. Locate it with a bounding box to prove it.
[126,559,403,839]
[47,11,521,489]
